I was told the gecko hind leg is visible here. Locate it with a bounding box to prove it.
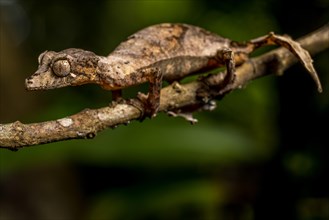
[215,48,236,95]
[197,49,236,100]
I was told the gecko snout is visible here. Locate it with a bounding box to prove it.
[25,76,40,90]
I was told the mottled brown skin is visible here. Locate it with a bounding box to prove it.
[26,23,322,117]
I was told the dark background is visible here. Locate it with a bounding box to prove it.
[1,0,328,219]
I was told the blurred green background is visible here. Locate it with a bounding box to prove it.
[0,0,328,219]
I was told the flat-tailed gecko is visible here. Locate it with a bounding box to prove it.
[26,23,322,117]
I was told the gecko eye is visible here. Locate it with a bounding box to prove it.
[52,60,71,77]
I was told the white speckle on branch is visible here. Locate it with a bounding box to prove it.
[57,118,73,127]
[97,112,109,121]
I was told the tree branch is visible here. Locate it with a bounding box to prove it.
[1,24,328,151]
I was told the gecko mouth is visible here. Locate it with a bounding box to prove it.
[25,72,70,91]
[26,80,70,90]
[25,80,65,90]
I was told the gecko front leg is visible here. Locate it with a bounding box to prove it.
[137,67,163,118]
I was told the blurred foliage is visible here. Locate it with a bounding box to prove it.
[1,0,328,219]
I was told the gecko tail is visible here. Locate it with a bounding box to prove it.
[270,33,322,93]
[250,32,323,93]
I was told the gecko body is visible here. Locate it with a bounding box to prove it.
[26,23,322,117]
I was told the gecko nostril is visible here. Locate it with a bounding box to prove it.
[25,78,36,87]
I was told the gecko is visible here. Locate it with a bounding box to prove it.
[25,23,322,118]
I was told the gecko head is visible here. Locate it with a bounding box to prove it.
[26,48,100,90]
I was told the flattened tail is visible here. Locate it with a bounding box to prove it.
[250,32,323,93]
[304,59,323,93]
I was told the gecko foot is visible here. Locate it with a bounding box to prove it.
[109,97,146,121]
[125,98,146,120]
[136,92,159,119]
